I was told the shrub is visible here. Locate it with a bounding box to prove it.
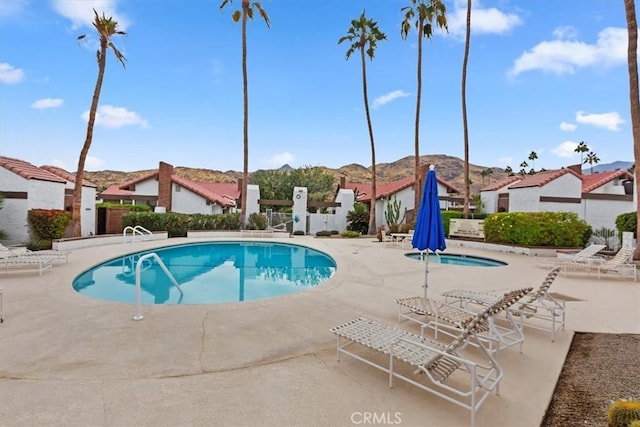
[122,212,241,237]
[315,230,333,237]
[292,230,305,236]
[483,212,592,247]
[95,202,152,212]
[27,209,72,247]
[346,203,369,235]
[341,230,361,238]
[616,212,637,237]
[247,212,267,230]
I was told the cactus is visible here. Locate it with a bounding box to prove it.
[384,195,406,229]
[608,399,640,427]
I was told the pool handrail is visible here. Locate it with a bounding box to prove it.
[123,226,153,244]
[133,252,183,321]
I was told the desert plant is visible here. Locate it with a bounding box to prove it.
[346,203,370,235]
[247,212,267,230]
[608,399,640,427]
[384,195,406,232]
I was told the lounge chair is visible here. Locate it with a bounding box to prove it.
[0,243,69,266]
[0,254,53,275]
[380,230,395,247]
[330,287,532,427]
[552,243,606,273]
[593,248,636,281]
[442,267,565,341]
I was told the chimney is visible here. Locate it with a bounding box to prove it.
[157,161,173,211]
[339,175,346,188]
[567,163,582,175]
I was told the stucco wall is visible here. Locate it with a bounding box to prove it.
[583,198,634,230]
[172,184,212,214]
[133,179,158,195]
[81,186,96,236]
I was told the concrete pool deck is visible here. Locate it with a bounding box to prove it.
[0,237,638,426]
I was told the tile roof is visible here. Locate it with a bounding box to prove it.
[40,165,98,188]
[342,175,460,202]
[480,176,522,192]
[581,170,633,193]
[100,184,134,196]
[508,168,580,189]
[172,175,235,207]
[198,182,241,200]
[0,155,66,183]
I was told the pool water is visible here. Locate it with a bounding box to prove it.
[404,252,507,267]
[73,242,336,304]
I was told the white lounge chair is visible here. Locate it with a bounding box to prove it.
[553,243,606,273]
[0,254,53,275]
[0,243,69,266]
[330,287,532,427]
[593,248,636,281]
[442,267,565,341]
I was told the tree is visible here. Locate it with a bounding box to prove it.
[486,167,493,184]
[519,160,528,170]
[219,0,270,229]
[480,169,488,185]
[460,0,472,219]
[339,11,387,235]
[624,0,640,259]
[574,140,590,164]
[504,165,513,176]
[584,151,600,174]
[400,0,448,215]
[528,151,538,171]
[73,10,126,237]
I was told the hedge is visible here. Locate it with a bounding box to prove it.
[483,212,591,247]
[122,212,241,237]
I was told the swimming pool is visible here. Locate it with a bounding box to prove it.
[73,242,337,304]
[404,252,507,267]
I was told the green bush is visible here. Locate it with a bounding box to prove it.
[346,203,369,234]
[441,211,463,237]
[616,212,637,237]
[122,212,241,237]
[95,202,152,212]
[483,212,592,247]
[27,209,72,247]
[341,230,361,238]
[247,212,267,230]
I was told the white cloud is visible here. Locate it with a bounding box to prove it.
[508,26,627,77]
[85,156,106,170]
[52,0,129,30]
[373,90,410,108]
[31,98,64,109]
[0,62,25,84]
[498,156,513,166]
[551,140,579,158]
[447,0,522,37]
[552,26,579,40]
[559,122,577,132]
[0,0,28,17]
[81,105,148,129]
[575,111,623,131]
[268,152,295,166]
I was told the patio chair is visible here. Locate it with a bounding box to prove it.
[593,248,636,281]
[442,267,565,341]
[330,287,532,427]
[0,243,69,265]
[552,243,606,273]
[0,254,53,275]
[380,230,395,247]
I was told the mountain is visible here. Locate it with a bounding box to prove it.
[83,154,516,196]
[589,161,633,174]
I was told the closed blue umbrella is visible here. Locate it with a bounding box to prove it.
[411,165,446,298]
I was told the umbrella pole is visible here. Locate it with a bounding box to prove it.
[423,251,429,299]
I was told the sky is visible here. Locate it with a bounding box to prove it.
[0,0,635,174]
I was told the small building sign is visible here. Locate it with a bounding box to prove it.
[449,219,485,239]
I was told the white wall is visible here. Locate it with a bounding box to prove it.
[81,186,96,236]
[378,187,413,229]
[245,184,260,218]
[292,187,307,234]
[334,189,355,232]
[480,191,499,214]
[133,179,158,195]
[583,198,634,230]
[509,187,541,212]
[172,184,224,214]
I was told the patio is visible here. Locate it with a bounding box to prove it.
[0,236,638,426]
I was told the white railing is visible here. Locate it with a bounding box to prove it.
[123,225,153,244]
[133,252,183,321]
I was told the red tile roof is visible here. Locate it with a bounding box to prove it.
[40,165,98,188]
[508,168,581,189]
[480,176,522,192]
[198,182,241,200]
[172,175,235,207]
[101,184,134,196]
[0,156,66,183]
[582,170,633,193]
[342,176,460,202]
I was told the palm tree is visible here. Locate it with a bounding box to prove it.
[219,0,270,229]
[480,169,488,185]
[624,0,640,259]
[339,11,387,235]
[528,151,538,171]
[584,151,601,174]
[486,167,493,184]
[574,140,589,164]
[504,165,513,176]
[400,0,448,216]
[460,0,471,218]
[73,10,126,237]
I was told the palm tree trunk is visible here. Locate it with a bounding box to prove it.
[241,2,249,229]
[414,21,424,218]
[360,45,377,235]
[73,41,107,237]
[461,0,472,219]
[624,0,640,258]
